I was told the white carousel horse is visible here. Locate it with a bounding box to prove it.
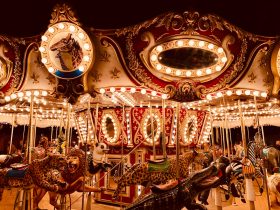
[267,173,280,207]
[234,144,245,159]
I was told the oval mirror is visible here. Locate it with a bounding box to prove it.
[182,115,197,144]
[158,48,218,69]
[105,117,115,138]
[101,113,119,143]
[142,113,161,144]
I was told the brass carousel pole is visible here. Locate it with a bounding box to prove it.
[254,96,270,210]
[26,93,34,210]
[149,100,156,160]
[238,100,255,210]
[65,103,71,154]
[162,98,167,159]
[9,114,15,154]
[82,98,91,210]
[175,102,180,179]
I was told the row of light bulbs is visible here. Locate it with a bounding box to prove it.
[4,90,49,103]
[149,39,227,78]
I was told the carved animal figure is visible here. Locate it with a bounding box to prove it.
[262,146,280,174]
[267,173,280,207]
[34,147,111,209]
[0,154,67,200]
[50,33,83,71]
[125,157,228,210]
[234,144,245,160]
[112,150,208,200]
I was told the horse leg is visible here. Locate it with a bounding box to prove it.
[236,182,246,203]
[33,187,47,209]
[49,191,60,209]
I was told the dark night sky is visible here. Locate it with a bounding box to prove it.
[0,0,279,37]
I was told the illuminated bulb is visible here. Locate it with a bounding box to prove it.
[245,90,250,95]
[48,67,54,73]
[156,64,162,70]
[39,47,45,52]
[188,40,194,46]
[156,45,163,52]
[162,94,168,99]
[18,92,24,97]
[151,54,157,61]
[79,65,85,71]
[41,35,48,41]
[215,65,222,71]
[120,87,126,92]
[34,90,39,96]
[48,27,55,33]
[78,32,85,39]
[206,68,212,74]
[166,68,171,74]
[151,91,157,96]
[196,70,202,76]
[217,92,223,97]
[83,55,90,62]
[198,41,205,47]
[140,89,146,94]
[253,91,259,96]
[4,96,10,102]
[175,70,181,76]
[226,90,233,96]
[69,25,76,32]
[41,58,47,64]
[208,44,214,49]
[130,87,136,93]
[206,94,212,100]
[261,92,267,97]
[217,48,223,53]
[236,90,242,95]
[83,43,90,50]
[177,40,184,47]
[221,57,227,63]
[58,23,65,29]
[42,91,48,96]
[11,94,17,99]
[186,71,192,77]
[26,91,31,96]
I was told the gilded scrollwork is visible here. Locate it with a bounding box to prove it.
[0,44,13,88]
[166,79,200,102]
[49,3,80,26]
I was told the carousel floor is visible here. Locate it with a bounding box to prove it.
[0,186,279,210]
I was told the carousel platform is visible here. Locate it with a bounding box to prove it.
[0,183,278,210]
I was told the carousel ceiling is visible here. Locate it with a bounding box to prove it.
[0,1,279,129]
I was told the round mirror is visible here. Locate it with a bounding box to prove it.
[158,48,218,70]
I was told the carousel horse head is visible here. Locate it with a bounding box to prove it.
[234,143,245,159]
[50,33,83,70]
[88,142,112,174]
[262,146,280,174]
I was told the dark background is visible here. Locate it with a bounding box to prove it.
[0,0,279,37]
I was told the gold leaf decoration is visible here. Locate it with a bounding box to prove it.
[247,72,256,83]
[110,68,120,79]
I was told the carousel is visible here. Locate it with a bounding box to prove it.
[0,3,280,210]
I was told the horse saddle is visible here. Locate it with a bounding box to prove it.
[148,158,170,172]
[151,180,179,193]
